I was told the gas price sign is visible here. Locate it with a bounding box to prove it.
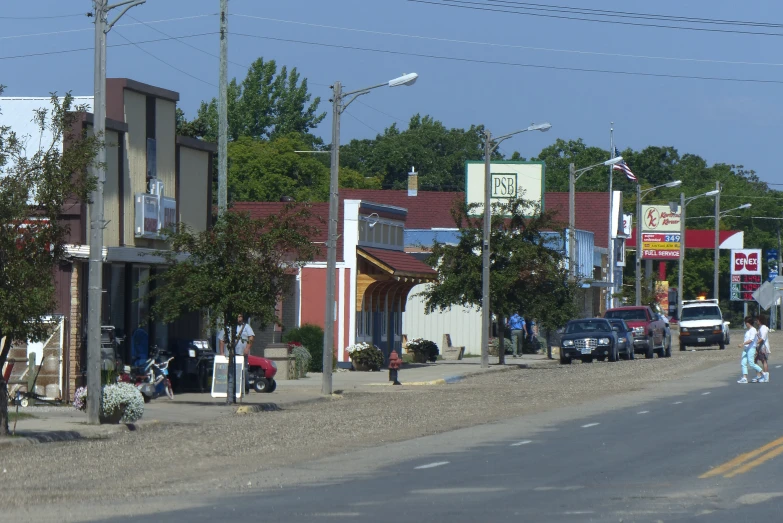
[730,274,762,302]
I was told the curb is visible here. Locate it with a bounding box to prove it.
[0,419,163,447]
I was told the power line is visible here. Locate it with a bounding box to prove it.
[231,32,783,85]
[231,13,783,68]
[113,31,217,87]
[446,0,783,29]
[344,111,381,134]
[356,100,407,124]
[0,33,217,61]
[1,14,216,40]
[0,12,88,20]
[410,0,783,37]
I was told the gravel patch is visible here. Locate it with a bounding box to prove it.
[0,341,747,510]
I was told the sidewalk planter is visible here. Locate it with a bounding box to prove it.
[403,338,439,363]
[289,343,311,379]
[346,342,383,371]
[488,337,513,357]
[72,383,145,424]
[264,343,295,380]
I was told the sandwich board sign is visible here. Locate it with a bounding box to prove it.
[211,355,244,399]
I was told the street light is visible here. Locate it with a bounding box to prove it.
[568,157,624,282]
[714,197,751,302]
[635,180,682,306]
[677,188,720,320]
[480,122,552,369]
[322,73,418,395]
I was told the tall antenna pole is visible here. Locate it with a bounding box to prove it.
[607,123,614,311]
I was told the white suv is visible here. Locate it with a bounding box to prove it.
[679,299,729,351]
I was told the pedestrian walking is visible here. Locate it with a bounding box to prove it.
[738,316,764,384]
[507,313,525,358]
[755,315,771,382]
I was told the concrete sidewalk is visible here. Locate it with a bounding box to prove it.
[2,355,551,446]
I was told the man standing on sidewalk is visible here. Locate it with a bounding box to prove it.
[508,313,526,359]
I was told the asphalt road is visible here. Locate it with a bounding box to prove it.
[93,357,783,523]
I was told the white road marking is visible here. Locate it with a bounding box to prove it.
[581,423,600,428]
[415,461,449,470]
[638,411,649,414]
[535,486,584,491]
[702,392,711,395]
[776,365,782,369]
[673,401,683,405]
[511,440,532,446]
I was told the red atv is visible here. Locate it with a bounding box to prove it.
[246,354,277,393]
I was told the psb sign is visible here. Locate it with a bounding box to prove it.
[731,249,761,276]
[465,161,545,216]
[491,173,518,198]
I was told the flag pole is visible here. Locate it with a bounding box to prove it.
[607,123,615,311]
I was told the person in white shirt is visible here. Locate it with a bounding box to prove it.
[738,316,764,384]
[755,316,771,382]
[218,314,255,359]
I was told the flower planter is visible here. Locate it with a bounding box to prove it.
[412,351,429,364]
[352,361,373,372]
[99,407,124,424]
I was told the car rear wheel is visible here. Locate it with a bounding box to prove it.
[665,338,672,358]
[719,342,726,350]
[680,341,687,351]
[645,342,654,359]
[609,347,618,362]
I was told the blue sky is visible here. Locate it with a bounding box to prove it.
[2,0,782,186]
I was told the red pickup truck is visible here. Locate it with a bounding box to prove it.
[604,306,669,359]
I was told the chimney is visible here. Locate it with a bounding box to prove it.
[408,166,418,197]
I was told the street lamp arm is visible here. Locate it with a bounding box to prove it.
[490,122,552,152]
[573,157,623,182]
[341,82,387,98]
[106,0,146,31]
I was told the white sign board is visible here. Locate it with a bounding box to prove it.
[211,355,244,399]
[622,214,633,237]
[731,249,762,275]
[465,161,544,215]
[641,205,681,233]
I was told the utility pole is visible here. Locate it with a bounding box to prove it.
[678,192,685,320]
[635,183,642,306]
[218,0,228,214]
[323,81,341,395]
[87,0,145,425]
[568,163,576,281]
[217,0,233,404]
[713,181,721,301]
[481,130,492,369]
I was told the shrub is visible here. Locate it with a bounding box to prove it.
[488,337,513,356]
[404,338,439,362]
[346,342,384,371]
[73,384,145,423]
[283,324,326,372]
[289,342,312,378]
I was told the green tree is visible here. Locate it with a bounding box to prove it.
[420,195,580,364]
[0,91,99,434]
[340,114,490,191]
[178,58,325,143]
[148,207,319,404]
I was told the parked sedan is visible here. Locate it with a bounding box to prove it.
[559,318,619,364]
[606,319,635,360]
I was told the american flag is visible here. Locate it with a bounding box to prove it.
[612,146,637,182]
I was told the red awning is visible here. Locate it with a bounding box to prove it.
[628,229,743,250]
[357,247,437,279]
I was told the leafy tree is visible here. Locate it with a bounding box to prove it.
[148,207,319,404]
[420,195,580,364]
[178,57,325,144]
[340,114,491,191]
[0,91,98,434]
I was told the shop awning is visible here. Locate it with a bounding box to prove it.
[356,247,437,312]
[357,247,437,280]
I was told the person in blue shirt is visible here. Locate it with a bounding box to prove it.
[507,313,526,358]
[131,313,149,368]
